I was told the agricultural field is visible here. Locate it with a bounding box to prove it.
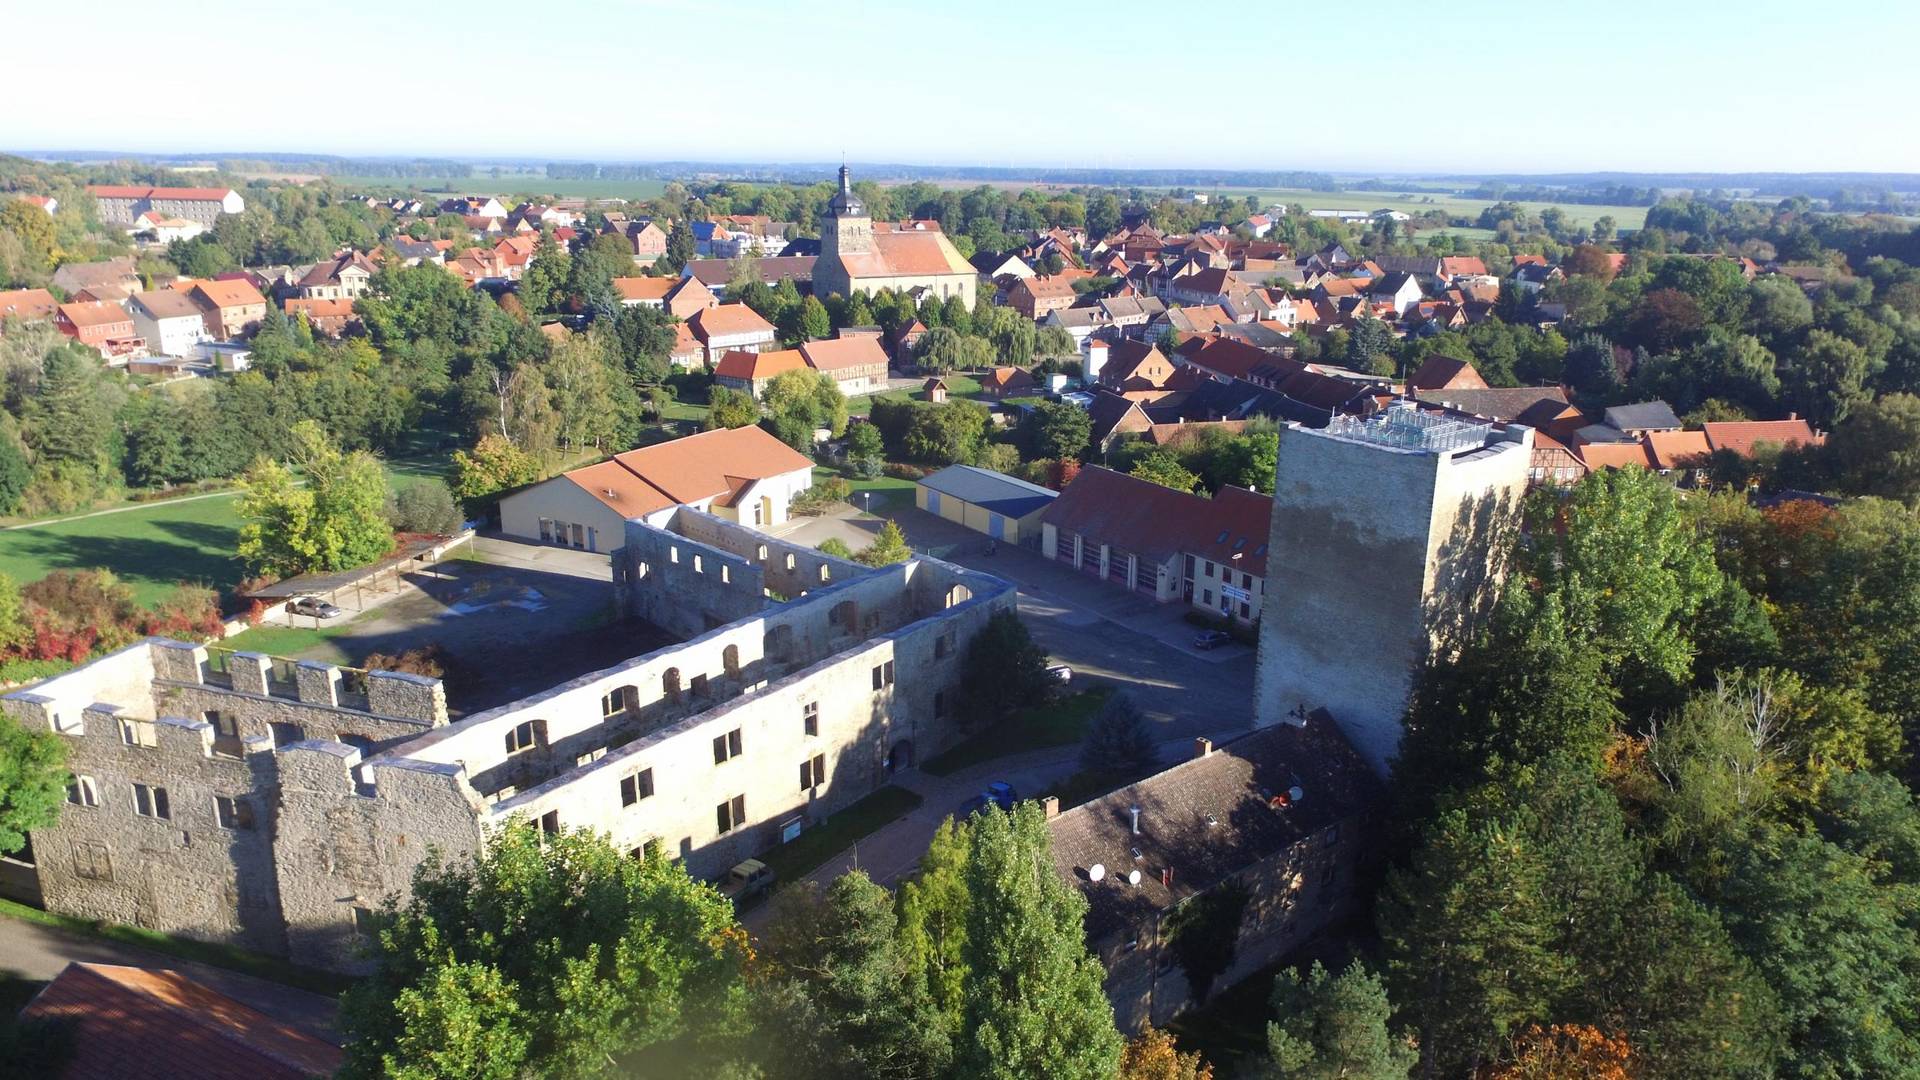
[325,173,666,201]
[1231,186,1650,230]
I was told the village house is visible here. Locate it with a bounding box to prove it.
[800,335,891,397]
[1049,716,1378,1029]
[55,301,140,357]
[1009,275,1079,321]
[290,251,377,300]
[182,279,268,340]
[126,211,205,245]
[0,287,60,323]
[713,348,809,400]
[682,257,818,299]
[979,366,1037,399]
[86,186,244,227]
[614,274,714,319]
[128,290,212,357]
[499,425,817,548]
[282,298,359,338]
[689,303,778,364]
[52,258,142,299]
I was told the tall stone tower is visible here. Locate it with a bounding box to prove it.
[1253,403,1533,776]
[814,165,871,300]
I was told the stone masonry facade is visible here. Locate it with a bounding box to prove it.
[5,509,1013,973]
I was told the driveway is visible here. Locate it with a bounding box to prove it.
[0,916,342,1043]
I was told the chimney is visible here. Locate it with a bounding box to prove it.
[1192,736,1212,760]
[1129,805,1141,834]
[1040,795,1059,819]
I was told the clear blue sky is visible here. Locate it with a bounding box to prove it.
[7,0,1917,175]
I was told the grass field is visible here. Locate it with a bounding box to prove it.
[758,785,925,883]
[0,493,245,606]
[1226,187,1650,231]
[922,687,1113,776]
[328,173,666,201]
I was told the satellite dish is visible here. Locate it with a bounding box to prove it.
[1288,785,1305,803]
[1088,863,1106,882]
[1127,869,1142,886]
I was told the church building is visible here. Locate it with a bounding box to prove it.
[812,166,977,308]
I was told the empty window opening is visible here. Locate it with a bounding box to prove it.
[66,775,99,808]
[215,795,255,830]
[713,728,743,764]
[132,783,170,820]
[621,768,655,806]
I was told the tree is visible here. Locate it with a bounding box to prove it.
[756,871,950,1079]
[1022,401,1092,462]
[903,401,989,465]
[1118,1026,1213,1080]
[664,220,695,272]
[815,537,854,559]
[1781,328,1873,428]
[1344,312,1395,376]
[390,480,464,535]
[958,610,1051,724]
[705,385,760,430]
[763,369,847,441]
[1827,391,1920,502]
[0,201,55,271]
[897,816,973,1041]
[0,715,65,857]
[856,519,912,567]
[236,422,393,577]
[450,434,539,507]
[915,327,965,373]
[234,456,317,578]
[1263,961,1414,1080]
[337,825,747,1080]
[1079,691,1157,777]
[27,345,112,479]
[954,803,1124,1080]
[1129,451,1200,493]
[846,422,884,469]
[1484,1025,1633,1080]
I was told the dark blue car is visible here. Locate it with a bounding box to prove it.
[958,781,1019,819]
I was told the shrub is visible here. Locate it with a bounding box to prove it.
[881,462,929,481]
[1079,692,1158,777]
[791,476,851,516]
[389,479,465,535]
[816,537,854,559]
[363,645,453,679]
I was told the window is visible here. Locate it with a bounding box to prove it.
[819,564,831,583]
[1203,562,1214,579]
[633,837,664,861]
[757,544,769,562]
[621,768,654,806]
[132,783,170,820]
[712,728,743,764]
[935,689,952,719]
[214,795,255,830]
[1185,554,1196,577]
[72,840,111,882]
[716,794,747,834]
[119,718,156,749]
[670,545,680,564]
[505,720,542,754]
[693,554,703,574]
[871,660,895,690]
[690,673,709,698]
[935,628,956,659]
[602,687,634,717]
[576,748,606,767]
[269,722,305,748]
[803,700,819,736]
[539,810,560,836]
[66,775,98,808]
[1202,589,1213,606]
[351,906,376,936]
[785,553,796,571]
[800,753,827,791]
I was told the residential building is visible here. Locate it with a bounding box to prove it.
[86,186,244,227]
[1009,275,1079,320]
[52,258,141,299]
[5,512,1012,973]
[282,297,359,337]
[682,257,817,298]
[800,335,890,396]
[17,194,57,215]
[1100,340,1179,394]
[713,348,809,399]
[979,366,1037,399]
[183,279,268,339]
[614,274,715,319]
[290,251,377,300]
[1602,400,1683,437]
[915,465,1057,545]
[689,304,777,363]
[0,287,60,323]
[1039,466,1272,622]
[1405,353,1487,392]
[1255,403,1532,775]
[1700,417,1825,457]
[1049,718,1378,1029]
[812,167,976,308]
[18,962,343,1079]
[628,221,670,264]
[55,301,139,356]
[1365,271,1423,315]
[128,290,212,357]
[126,211,205,244]
[499,425,816,547]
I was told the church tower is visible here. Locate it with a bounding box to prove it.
[823,164,873,258]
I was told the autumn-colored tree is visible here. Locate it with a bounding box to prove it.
[1481,1024,1632,1080]
[450,433,540,507]
[1117,1025,1213,1080]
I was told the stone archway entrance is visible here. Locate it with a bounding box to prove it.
[886,739,914,774]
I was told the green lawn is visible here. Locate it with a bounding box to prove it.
[0,898,353,996]
[215,618,362,666]
[0,493,245,606]
[922,687,1113,776]
[758,785,925,883]
[812,466,917,514]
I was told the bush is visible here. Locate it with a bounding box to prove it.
[791,476,851,516]
[882,462,929,481]
[388,479,465,535]
[816,537,854,559]
[363,644,453,679]
[1079,692,1159,777]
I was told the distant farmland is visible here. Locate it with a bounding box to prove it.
[322,173,667,201]
[1230,187,1650,230]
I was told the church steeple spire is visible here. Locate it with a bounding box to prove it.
[829,163,865,219]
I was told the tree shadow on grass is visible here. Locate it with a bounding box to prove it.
[0,532,243,596]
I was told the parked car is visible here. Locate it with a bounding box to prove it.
[1193,629,1232,650]
[1045,664,1073,685]
[287,596,343,619]
[717,859,775,907]
[958,781,1019,819]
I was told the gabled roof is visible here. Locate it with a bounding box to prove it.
[838,231,974,279]
[1439,256,1489,278]
[981,366,1037,393]
[1406,354,1487,392]
[1574,440,1655,470]
[1039,465,1274,576]
[714,348,806,381]
[19,962,342,1079]
[1603,401,1682,431]
[1700,418,1825,457]
[0,287,59,320]
[690,303,775,342]
[58,301,130,328]
[613,276,676,302]
[1013,275,1078,302]
[283,297,357,320]
[561,426,815,517]
[799,335,888,373]
[1412,385,1568,423]
[918,464,1058,518]
[683,256,817,287]
[1051,714,1378,940]
[1645,430,1712,470]
[190,278,267,309]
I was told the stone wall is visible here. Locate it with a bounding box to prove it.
[1254,424,1529,774]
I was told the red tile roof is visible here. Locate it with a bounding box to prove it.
[190,278,267,309]
[714,347,807,381]
[799,335,888,373]
[1700,418,1825,457]
[58,301,131,329]
[838,231,975,279]
[283,297,357,320]
[86,185,237,202]
[1439,256,1489,277]
[0,287,59,320]
[613,276,675,302]
[1574,441,1654,470]
[1645,430,1712,470]
[19,963,341,1079]
[562,425,814,515]
[1040,466,1273,577]
[690,303,775,342]
[1406,354,1487,391]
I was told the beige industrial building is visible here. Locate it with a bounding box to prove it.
[914,465,1057,546]
[497,426,816,549]
[1254,402,1532,774]
[4,508,1013,973]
